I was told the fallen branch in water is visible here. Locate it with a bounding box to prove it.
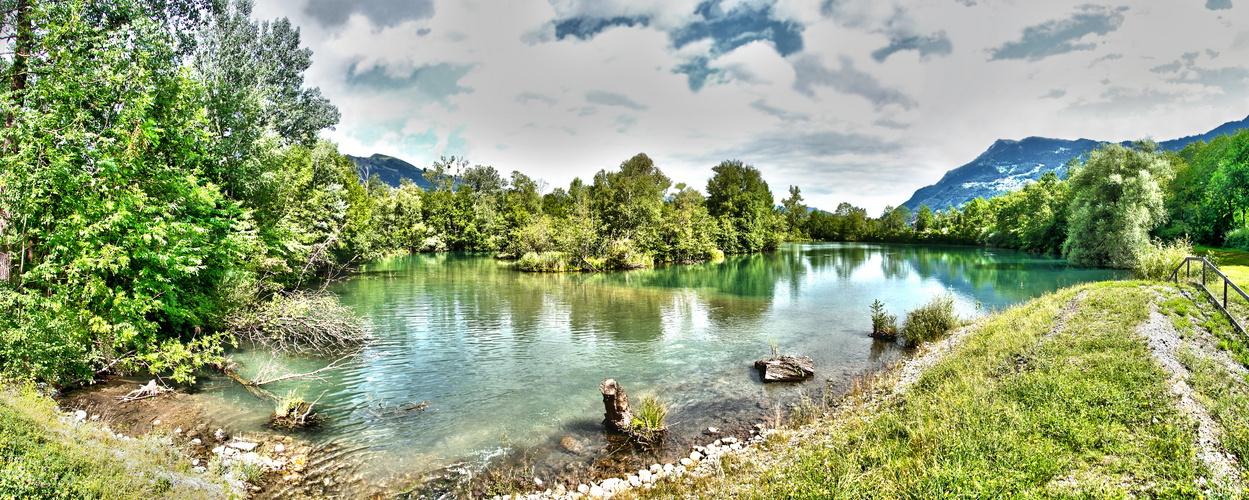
[248,355,356,386]
[117,379,173,402]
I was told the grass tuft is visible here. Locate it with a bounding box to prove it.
[900,294,960,347]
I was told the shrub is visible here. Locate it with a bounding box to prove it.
[1133,237,1192,281]
[1226,228,1249,252]
[515,251,569,272]
[604,239,654,270]
[628,396,668,444]
[901,294,960,347]
[869,299,898,338]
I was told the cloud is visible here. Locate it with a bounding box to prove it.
[1088,53,1123,67]
[516,92,558,106]
[674,57,723,92]
[871,31,954,62]
[1042,89,1067,98]
[554,16,650,40]
[989,5,1129,61]
[303,0,435,29]
[344,62,473,102]
[671,0,805,57]
[1206,0,1232,10]
[1150,61,1182,73]
[585,91,648,110]
[791,54,917,110]
[749,99,810,121]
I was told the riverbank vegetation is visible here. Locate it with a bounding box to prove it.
[625,280,1249,498]
[0,384,233,499]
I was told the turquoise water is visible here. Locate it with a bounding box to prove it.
[197,243,1130,491]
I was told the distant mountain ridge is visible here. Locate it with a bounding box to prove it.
[347,154,437,190]
[900,115,1249,211]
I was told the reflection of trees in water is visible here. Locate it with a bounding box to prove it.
[879,248,912,280]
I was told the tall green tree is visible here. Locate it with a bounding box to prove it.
[1063,141,1173,268]
[706,160,780,253]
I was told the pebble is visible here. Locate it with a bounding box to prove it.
[713,439,722,446]
[704,427,719,435]
[628,475,641,488]
[722,437,738,444]
[639,470,653,483]
[534,477,543,488]
[191,459,200,466]
[90,414,100,420]
[228,441,259,452]
[214,428,228,441]
[74,410,87,422]
[689,451,703,461]
[588,485,604,498]
[152,419,161,426]
[274,444,285,453]
[663,463,675,473]
[175,427,182,435]
[600,477,621,492]
[577,484,589,494]
[680,457,694,467]
[191,438,202,445]
[191,466,207,474]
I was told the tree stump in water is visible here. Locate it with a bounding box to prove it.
[600,378,632,431]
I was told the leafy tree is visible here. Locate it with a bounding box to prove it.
[781,185,808,240]
[913,205,935,235]
[706,160,780,253]
[1063,141,1173,268]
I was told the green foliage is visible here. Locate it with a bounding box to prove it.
[869,299,898,337]
[1225,227,1249,251]
[628,395,668,444]
[1064,141,1173,268]
[706,160,782,254]
[900,294,959,347]
[1133,237,1192,281]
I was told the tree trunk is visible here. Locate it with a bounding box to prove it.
[600,378,631,431]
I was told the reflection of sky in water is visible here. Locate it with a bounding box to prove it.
[195,243,1129,485]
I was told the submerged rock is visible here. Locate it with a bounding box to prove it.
[559,436,583,455]
[754,355,815,382]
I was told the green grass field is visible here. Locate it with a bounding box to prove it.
[1196,245,1249,288]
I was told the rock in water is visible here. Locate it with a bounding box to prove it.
[560,436,583,455]
[754,355,815,382]
[600,379,632,431]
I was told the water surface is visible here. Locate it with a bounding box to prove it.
[201,243,1130,491]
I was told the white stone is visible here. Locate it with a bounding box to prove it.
[175,427,182,434]
[577,484,589,494]
[228,441,259,452]
[191,459,200,466]
[191,438,202,445]
[689,451,703,461]
[214,428,228,441]
[74,410,87,422]
[274,444,285,453]
[639,470,653,483]
[152,419,161,426]
[649,464,662,473]
[722,437,738,444]
[706,427,719,434]
[713,439,722,446]
[731,443,742,451]
[680,458,694,467]
[211,446,225,455]
[534,477,543,487]
[90,414,100,420]
[588,485,604,499]
[628,475,641,488]
[663,463,674,473]
[191,466,207,474]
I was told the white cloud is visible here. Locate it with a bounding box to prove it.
[252,0,1249,214]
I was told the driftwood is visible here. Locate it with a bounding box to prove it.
[600,378,632,431]
[117,379,173,402]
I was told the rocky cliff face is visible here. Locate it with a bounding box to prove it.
[901,115,1249,211]
[347,154,437,190]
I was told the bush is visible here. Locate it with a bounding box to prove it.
[869,299,898,338]
[628,395,668,444]
[604,239,653,270]
[901,294,960,347]
[1133,237,1192,281]
[515,251,569,272]
[1226,228,1249,252]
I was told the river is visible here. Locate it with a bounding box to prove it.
[195,242,1130,495]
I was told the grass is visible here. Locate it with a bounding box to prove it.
[900,293,959,347]
[1195,245,1249,288]
[1135,237,1192,281]
[0,384,233,499]
[628,396,669,444]
[627,281,1229,499]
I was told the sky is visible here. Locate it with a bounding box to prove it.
[251,0,1249,214]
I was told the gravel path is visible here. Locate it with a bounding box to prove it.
[1140,305,1243,489]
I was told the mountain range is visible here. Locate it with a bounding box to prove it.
[900,115,1249,212]
[347,154,437,190]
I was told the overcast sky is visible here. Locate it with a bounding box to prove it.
[252,0,1249,213]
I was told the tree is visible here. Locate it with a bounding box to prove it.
[1063,141,1173,268]
[591,153,671,250]
[781,185,808,240]
[706,160,780,253]
[914,205,935,235]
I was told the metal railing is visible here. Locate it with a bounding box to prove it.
[1171,256,1248,335]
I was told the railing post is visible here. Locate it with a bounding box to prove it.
[1203,260,1207,286]
[1225,279,1229,309]
[1187,259,1191,280]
